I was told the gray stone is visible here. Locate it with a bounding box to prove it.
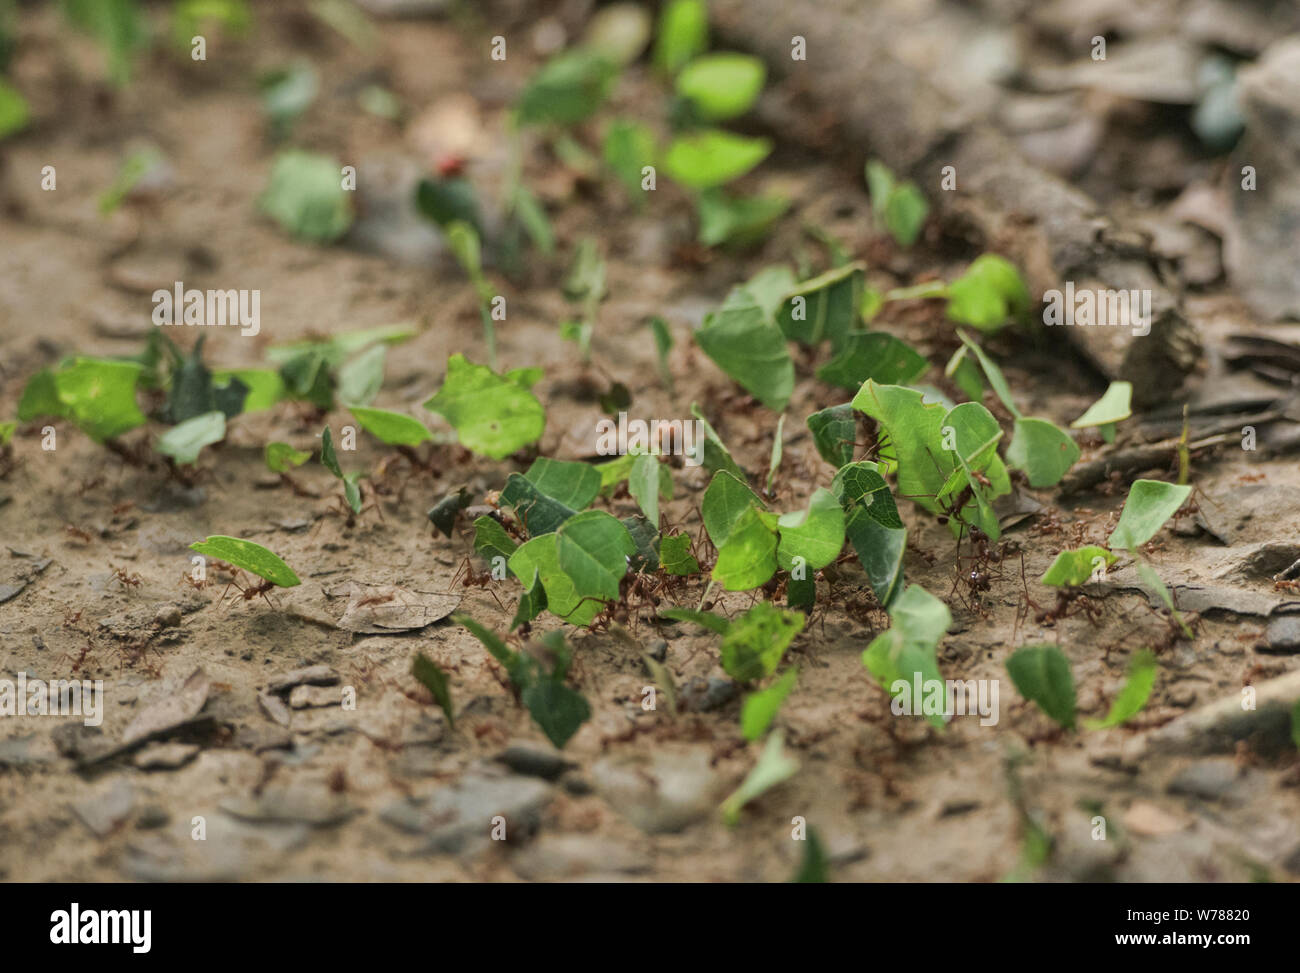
[257,692,292,727]
[680,676,738,713]
[133,742,200,770]
[1140,669,1300,757]
[1167,757,1244,802]
[72,777,135,837]
[379,767,553,853]
[219,785,359,827]
[498,741,575,780]
[267,665,339,695]
[511,834,651,880]
[591,747,726,834]
[1262,612,1300,654]
[153,603,182,628]
[288,684,342,709]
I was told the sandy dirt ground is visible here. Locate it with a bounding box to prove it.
[1,1,1298,882]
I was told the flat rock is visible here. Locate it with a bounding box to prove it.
[258,692,292,727]
[1123,800,1191,837]
[1140,669,1300,757]
[591,747,726,834]
[122,668,209,746]
[133,742,200,770]
[123,814,309,881]
[266,665,339,695]
[1166,758,1243,803]
[72,777,135,837]
[1262,611,1300,654]
[379,767,553,853]
[511,834,651,880]
[219,785,359,827]
[497,741,576,780]
[289,684,342,709]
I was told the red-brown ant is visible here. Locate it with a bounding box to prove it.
[220,569,279,609]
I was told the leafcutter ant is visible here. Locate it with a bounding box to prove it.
[220,569,280,610]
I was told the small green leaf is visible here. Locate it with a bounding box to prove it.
[426,486,470,539]
[712,506,778,591]
[775,263,864,349]
[1136,560,1193,639]
[1108,479,1193,550]
[415,176,482,234]
[659,533,700,575]
[702,470,766,548]
[524,457,601,512]
[259,62,318,134]
[556,510,636,602]
[741,668,797,741]
[946,256,1028,334]
[189,536,301,588]
[336,345,387,407]
[473,515,517,564]
[1006,417,1080,488]
[216,369,285,412]
[455,613,528,687]
[424,354,546,460]
[265,442,310,474]
[695,298,794,411]
[1084,650,1157,730]
[691,403,746,479]
[1006,644,1076,730]
[816,331,928,390]
[509,534,600,626]
[831,460,902,527]
[776,488,846,573]
[806,404,856,468]
[522,679,591,749]
[603,119,657,201]
[659,607,731,634]
[720,601,804,682]
[412,653,455,728]
[956,331,1021,419]
[156,411,225,465]
[259,149,353,243]
[0,80,30,139]
[648,316,674,394]
[1072,381,1133,429]
[628,453,664,528]
[511,571,548,631]
[696,189,788,248]
[791,827,829,882]
[320,425,344,479]
[653,0,708,75]
[516,48,617,127]
[349,406,431,446]
[663,130,772,189]
[675,53,765,120]
[882,182,928,247]
[1040,547,1117,587]
[500,472,578,537]
[860,585,950,727]
[720,729,799,825]
[20,358,146,443]
[844,508,906,608]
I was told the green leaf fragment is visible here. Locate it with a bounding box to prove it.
[1006,644,1077,730]
[189,535,301,588]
